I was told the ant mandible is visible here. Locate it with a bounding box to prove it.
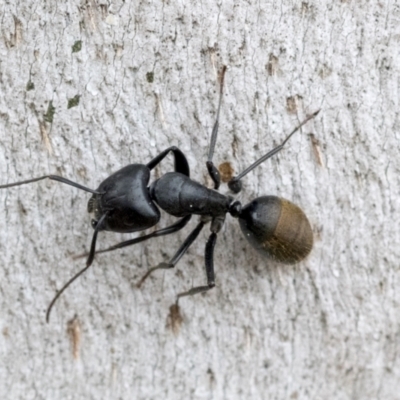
[0,66,319,322]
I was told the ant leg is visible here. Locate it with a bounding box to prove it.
[176,232,217,300]
[176,215,224,301]
[147,146,190,176]
[136,220,205,288]
[46,211,109,322]
[74,215,192,259]
[206,66,227,189]
[228,110,321,193]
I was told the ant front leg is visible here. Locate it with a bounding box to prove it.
[46,211,109,322]
[147,146,190,176]
[176,215,224,302]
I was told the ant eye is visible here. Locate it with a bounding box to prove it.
[91,219,98,228]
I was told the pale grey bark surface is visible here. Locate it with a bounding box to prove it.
[0,1,399,399]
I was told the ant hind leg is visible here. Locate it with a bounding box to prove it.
[176,215,224,303]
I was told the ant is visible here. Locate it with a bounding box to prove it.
[0,66,319,322]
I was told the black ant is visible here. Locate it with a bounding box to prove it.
[0,66,319,322]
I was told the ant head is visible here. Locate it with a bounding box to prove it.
[88,164,160,233]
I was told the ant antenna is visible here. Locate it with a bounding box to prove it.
[45,211,108,322]
[228,109,320,193]
[0,172,106,321]
[0,175,102,195]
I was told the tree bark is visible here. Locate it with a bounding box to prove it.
[0,1,399,399]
